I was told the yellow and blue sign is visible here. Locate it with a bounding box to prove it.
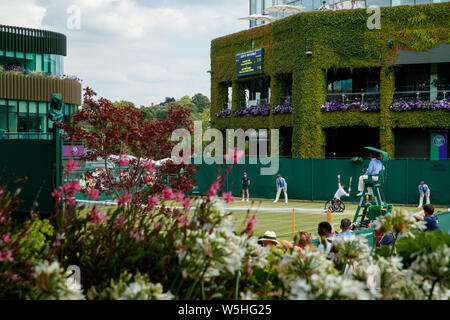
[236,48,264,78]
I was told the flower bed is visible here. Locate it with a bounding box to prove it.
[321,101,380,112]
[233,104,270,117]
[389,98,450,111]
[272,104,292,114]
[215,108,231,118]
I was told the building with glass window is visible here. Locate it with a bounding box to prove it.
[212,2,450,159]
[0,25,82,139]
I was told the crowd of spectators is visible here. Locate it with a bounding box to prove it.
[318,0,362,11]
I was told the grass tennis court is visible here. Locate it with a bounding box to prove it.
[226,199,448,241]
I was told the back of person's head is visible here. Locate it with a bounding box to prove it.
[296,232,313,249]
[423,204,434,216]
[318,222,332,236]
[369,153,376,159]
[341,185,346,190]
[340,218,352,231]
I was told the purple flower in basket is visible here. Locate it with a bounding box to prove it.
[272,104,292,114]
[215,108,231,118]
[321,101,380,112]
[233,104,270,117]
[390,98,450,111]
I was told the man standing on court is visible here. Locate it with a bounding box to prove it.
[356,153,384,196]
[241,172,250,202]
[274,174,288,204]
[417,181,431,208]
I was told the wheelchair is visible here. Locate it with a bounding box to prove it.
[324,198,345,213]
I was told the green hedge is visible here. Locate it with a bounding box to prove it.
[211,3,450,158]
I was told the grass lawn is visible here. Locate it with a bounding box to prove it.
[78,198,449,242]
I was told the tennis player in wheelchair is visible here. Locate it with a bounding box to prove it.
[325,175,349,213]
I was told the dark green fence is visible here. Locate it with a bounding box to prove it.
[0,138,58,214]
[194,158,450,206]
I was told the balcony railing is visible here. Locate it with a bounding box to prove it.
[392,90,448,101]
[240,99,269,108]
[222,102,232,110]
[278,96,292,105]
[0,132,53,140]
[325,92,380,103]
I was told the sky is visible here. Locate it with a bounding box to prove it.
[0,0,249,106]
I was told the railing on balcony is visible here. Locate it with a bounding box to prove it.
[278,96,292,105]
[222,102,232,110]
[0,131,53,140]
[392,90,448,101]
[240,98,269,108]
[325,92,380,104]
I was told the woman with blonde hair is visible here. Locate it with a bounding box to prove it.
[282,231,313,254]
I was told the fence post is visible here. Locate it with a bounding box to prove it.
[311,158,314,201]
[406,159,409,204]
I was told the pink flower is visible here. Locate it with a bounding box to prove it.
[174,192,185,202]
[116,215,126,227]
[66,198,77,206]
[51,187,63,203]
[0,249,13,262]
[88,188,100,200]
[162,188,173,201]
[207,180,221,197]
[145,160,156,172]
[117,192,132,206]
[65,158,78,173]
[246,265,253,276]
[182,198,191,211]
[245,215,258,234]
[224,147,245,164]
[62,180,82,196]
[117,154,130,167]
[147,195,159,208]
[154,221,160,230]
[1,234,11,243]
[89,208,107,225]
[222,192,234,203]
[0,189,3,195]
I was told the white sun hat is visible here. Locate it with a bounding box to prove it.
[260,230,279,244]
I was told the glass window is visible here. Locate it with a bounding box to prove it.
[8,101,17,132]
[39,102,47,114]
[25,52,36,71]
[18,101,28,132]
[44,54,50,73]
[36,54,43,72]
[16,52,24,59]
[0,99,6,131]
[50,54,56,74]
[29,101,38,115]
[0,50,4,56]
[6,51,14,58]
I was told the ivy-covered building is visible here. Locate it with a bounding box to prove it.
[0,25,82,139]
[210,2,450,159]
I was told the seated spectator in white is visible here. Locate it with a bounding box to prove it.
[351,0,361,9]
[336,218,353,237]
[318,1,330,11]
[260,230,279,248]
[317,222,335,253]
[414,204,440,232]
[333,2,342,10]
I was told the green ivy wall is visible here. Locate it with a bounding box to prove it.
[210,3,450,158]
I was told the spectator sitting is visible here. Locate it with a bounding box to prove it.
[318,1,330,11]
[333,2,342,10]
[260,230,279,248]
[282,231,313,253]
[351,0,361,9]
[336,218,353,237]
[317,222,335,253]
[414,204,440,232]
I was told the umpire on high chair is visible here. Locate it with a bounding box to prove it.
[356,153,385,196]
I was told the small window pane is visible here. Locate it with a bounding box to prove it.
[19,101,27,114]
[25,52,36,71]
[16,52,24,59]
[6,51,14,58]
[29,101,37,115]
[39,102,47,114]
[36,54,42,71]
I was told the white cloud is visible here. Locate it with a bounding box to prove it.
[1,0,249,105]
[0,0,46,28]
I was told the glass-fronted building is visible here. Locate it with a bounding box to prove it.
[0,25,81,139]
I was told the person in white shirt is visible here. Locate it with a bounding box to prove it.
[318,1,330,11]
[333,2,342,10]
[351,0,361,9]
[334,175,350,201]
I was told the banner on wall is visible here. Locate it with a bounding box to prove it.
[63,145,85,157]
[430,133,448,160]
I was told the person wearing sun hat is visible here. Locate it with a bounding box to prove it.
[260,230,279,248]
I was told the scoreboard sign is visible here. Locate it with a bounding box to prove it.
[236,48,264,78]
